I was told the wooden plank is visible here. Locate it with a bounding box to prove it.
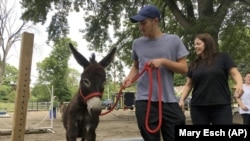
[0,129,12,136]
[11,32,34,141]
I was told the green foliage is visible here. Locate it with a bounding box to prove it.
[31,84,51,101]
[20,0,250,77]
[33,38,76,101]
[21,0,71,42]
[20,1,250,90]
[7,90,16,103]
[66,68,81,97]
[0,85,13,101]
[0,64,17,103]
[207,3,250,70]
[2,64,18,85]
[174,73,186,86]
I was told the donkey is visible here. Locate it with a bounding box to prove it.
[62,43,117,141]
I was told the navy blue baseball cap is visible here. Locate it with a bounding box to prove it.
[130,5,161,23]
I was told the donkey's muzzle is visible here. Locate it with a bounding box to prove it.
[86,97,102,116]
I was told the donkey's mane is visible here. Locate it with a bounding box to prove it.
[89,53,96,63]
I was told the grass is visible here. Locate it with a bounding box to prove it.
[0,102,15,112]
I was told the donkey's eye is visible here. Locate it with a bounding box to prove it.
[82,79,91,88]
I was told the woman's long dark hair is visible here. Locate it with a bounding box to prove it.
[190,33,218,70]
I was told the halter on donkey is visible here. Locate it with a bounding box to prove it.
[62,43,117,141]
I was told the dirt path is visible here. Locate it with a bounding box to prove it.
[0,109,242,141]
[0,110,140,141]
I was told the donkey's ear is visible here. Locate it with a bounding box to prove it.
[99,47,117,68]
[69,43,89,68]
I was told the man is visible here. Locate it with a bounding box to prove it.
[122,5,189,141]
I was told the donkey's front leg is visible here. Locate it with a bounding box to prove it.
[66,131,78,141]
[85,130,96,141]
[66,122,79,141]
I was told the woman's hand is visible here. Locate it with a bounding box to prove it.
[234,85,244,98]
[179,99,186,112]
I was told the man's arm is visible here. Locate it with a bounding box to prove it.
[147,56,188,74]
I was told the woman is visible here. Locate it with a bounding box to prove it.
[179,33,243,125]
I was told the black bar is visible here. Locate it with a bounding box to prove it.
[175,125,250,140]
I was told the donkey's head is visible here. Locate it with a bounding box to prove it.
[69,43,116,116]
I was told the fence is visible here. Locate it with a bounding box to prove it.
[28,101,52,111]
[0,102,55,112]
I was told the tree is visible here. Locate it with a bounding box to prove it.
[20,0,250,75]
[1,64,17,86]
[35,38,76,101]
[0,0,34,84]
[0,63,17,102]
[31,68,80,101]
[66,68,81,97]
[30,84,51,101]
[0,84,12,101]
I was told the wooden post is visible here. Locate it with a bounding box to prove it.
[11,32,34,141]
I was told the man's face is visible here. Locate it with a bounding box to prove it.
[138,18,156,37]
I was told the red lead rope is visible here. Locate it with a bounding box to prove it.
[129,64,163,133]
[101,64,163,134]
[144,65,162,134]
